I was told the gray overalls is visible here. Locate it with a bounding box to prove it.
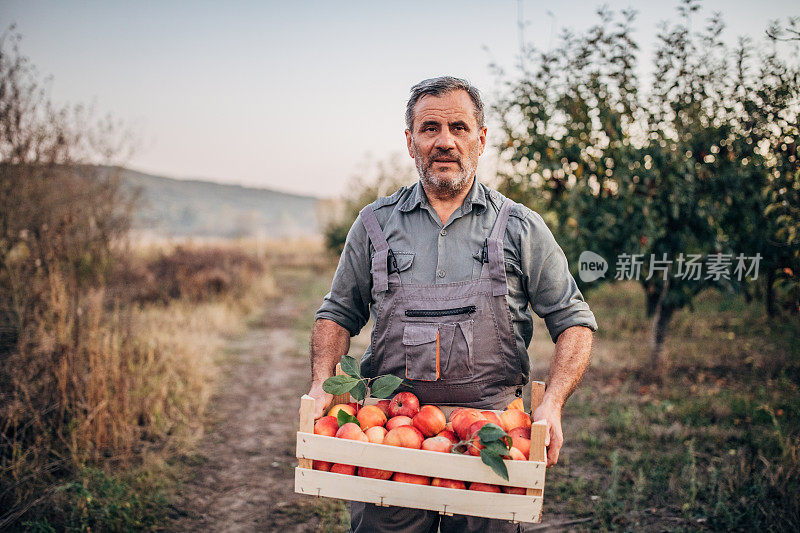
[350,199,523,532]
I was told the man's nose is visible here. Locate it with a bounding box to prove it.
[433,129,457,150]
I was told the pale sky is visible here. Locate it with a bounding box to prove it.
[2,1,797,197]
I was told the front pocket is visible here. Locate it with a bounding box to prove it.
[439,320,473,378]
[402,320,474,382]
[402,324,439,381]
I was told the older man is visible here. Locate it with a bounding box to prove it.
[308,76,597,532]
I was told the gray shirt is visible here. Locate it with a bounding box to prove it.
[316,179,597,361]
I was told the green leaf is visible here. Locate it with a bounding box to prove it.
[337,409,360,428]
[480,449,509,481]
[477,423,507,443]
[370,375,404,399]
[483,439,511,456]
[350,380,367,402]
[322,375,360,395]
[340,355,361,378]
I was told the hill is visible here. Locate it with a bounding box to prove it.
[102,167,321,239]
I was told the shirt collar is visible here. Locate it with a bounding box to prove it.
[399,177,487,214]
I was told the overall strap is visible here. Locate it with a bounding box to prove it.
[359,205,396,293]
[485,199,514,296]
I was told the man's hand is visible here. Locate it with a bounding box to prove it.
[302,319,351,420]
[534,325,593,468]
[308,380,333,420]
[532,397,563,467]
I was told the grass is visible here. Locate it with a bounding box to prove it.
[537,281,800,531]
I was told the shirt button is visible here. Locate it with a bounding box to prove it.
[440,229,447,236]
[437,269,446,278]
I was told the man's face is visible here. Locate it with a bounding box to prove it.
[405,90,487,196]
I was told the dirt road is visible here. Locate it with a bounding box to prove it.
[169,265,349,532]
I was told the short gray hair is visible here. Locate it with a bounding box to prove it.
[405,76,485,131]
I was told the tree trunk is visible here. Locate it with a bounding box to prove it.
[647,276,674,381]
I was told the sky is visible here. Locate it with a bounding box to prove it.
[2,0,798,197]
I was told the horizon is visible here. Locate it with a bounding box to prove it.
[3,0,798,197]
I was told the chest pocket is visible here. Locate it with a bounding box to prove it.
[372,251,415,284]
[392,251,415,283]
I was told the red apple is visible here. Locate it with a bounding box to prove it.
[356,405,387,430]
[386,415,413,431]
[421,436,453,453]
[312,460,332,471]
[375,399,392,417]
[503,446,526,461]
[432,478,467,490]
[313,416,339,437]
[329,463,356,475]
[508,426,531,439]
[384,425,424,449]
[499,409,531,433]
[347,402,360,414]
[328,403,356,418]
[335,422,369,442]
[365,426,387,444]
[507,430,530,459]
[501,485,527,495]
[481,411,503,428]
[469,482,502,492]
[388,392,420,418]
[392,472,430,485]
[413,405,447,437]
[466,420,491,456]
[436,429,458,444]
[358,467,393,480]
[451,409,486,440]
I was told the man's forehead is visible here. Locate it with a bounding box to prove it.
[413,90,477,123]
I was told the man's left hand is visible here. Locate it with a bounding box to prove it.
[532,398,563,467]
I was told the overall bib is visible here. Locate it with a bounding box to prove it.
[350,199,523,532]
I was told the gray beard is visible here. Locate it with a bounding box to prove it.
[413,144,479,199]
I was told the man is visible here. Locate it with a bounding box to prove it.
[307,76,597,532]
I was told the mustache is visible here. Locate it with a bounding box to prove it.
[430,151,461,165]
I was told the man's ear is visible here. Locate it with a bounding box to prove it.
[405,129,415,158]
[478,126,487,155]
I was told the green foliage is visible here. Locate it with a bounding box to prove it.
[494,0,800,367]
[322,355,405,403]
[336,410,359,428]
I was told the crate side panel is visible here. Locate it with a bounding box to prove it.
[297,433,545,489]
[295,468,542,523]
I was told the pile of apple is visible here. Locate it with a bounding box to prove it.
[311,392,533,494]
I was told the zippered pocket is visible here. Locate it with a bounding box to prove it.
[405,305,476,318]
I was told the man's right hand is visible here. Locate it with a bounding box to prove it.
[307,380,333,419]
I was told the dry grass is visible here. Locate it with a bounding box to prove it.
[0,240,277,530]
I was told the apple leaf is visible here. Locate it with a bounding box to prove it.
[349,379,368,402]
[482,439,511,456]
[337,409,360,428]
[340,355,362,378]
[477,423,507,443]
[370,375,404,399]
[322,375,360,395]
[480,448,509,481]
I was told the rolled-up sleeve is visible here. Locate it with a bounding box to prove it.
[315,214,372,337]
[518,210,598,343]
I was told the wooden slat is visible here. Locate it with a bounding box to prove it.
[296,433,545,489]
[298,395,315,469]
[295,468,543,523]
[330,363,351,407]
[527,381,547,518]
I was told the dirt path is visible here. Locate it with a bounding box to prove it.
[168,267,345,532]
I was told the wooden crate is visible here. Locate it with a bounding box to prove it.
[295,381,548,524]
